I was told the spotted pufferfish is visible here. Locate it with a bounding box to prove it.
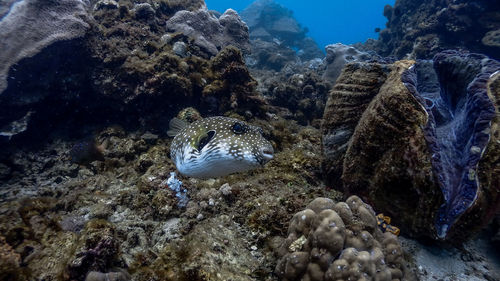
[168,116,274,178]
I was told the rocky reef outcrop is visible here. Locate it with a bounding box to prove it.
[321,50,500,242]
[0,0,262,142]
[322,43,382,85]
[165,7,250,57]
[0,0,90,94]
[240,0,323,71]
[371,0,500,59]
[274,195,412,281]
[1,0,499,279]
[256,68,331,125]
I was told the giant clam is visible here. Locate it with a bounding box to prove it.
[321,50,500,241]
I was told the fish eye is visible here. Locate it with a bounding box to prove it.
[232,122,246,134]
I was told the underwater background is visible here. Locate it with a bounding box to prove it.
[206,0,395,46]
[0,0,499,281]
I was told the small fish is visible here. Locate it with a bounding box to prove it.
[70,138,105,165]
[168,116,274,178]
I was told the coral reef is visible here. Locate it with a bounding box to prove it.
[274,195,411,281]
[176,107,202,123]
[322,43,382,85]
[245,39,299,71]
[0,111,32,140]
[0,0,263,142]
[203,46,268,116]
[240,0,321,56]
[241,0,323,71]
[85,269,131,281]
[143,215,260,281]
[368,0,500,59]
[0,0,90,94]
[0,112,335,280]
[257,70,331,125]
[0,197,79,280]
[321,51,500,242]
[1,0,499,279]
[67,219,121,280]
[165,7,250,57]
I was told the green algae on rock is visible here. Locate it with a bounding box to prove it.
[135,215,259,281]
[67,219,120,280]
[0,236,24,281]
[0,0,262,143]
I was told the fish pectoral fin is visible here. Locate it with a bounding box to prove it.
[167,117,188,137]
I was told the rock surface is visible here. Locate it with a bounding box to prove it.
[0,108,333,280]
[369,0,500,59]
[0,1,263,143]
[0,0,499,280]
[0,0,90,94]
[165,7,250,57]
[256,68,331,125]
[241,0,323,71]
[322,43,381,84]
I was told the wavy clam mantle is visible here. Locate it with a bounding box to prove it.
[322,51,500,241]
[403,51,500,239]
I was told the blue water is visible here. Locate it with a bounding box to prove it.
[205,0,395,49]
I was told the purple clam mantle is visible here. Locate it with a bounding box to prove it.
[402,50,499,239]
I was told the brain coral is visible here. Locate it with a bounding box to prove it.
[321,50,500,242]
[275,196,407,281]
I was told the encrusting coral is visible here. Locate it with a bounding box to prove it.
[275,195,409,281]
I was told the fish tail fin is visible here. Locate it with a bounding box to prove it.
[167,117,188,137]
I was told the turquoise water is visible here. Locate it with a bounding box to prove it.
[205,0,395,49]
